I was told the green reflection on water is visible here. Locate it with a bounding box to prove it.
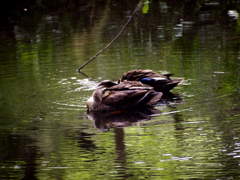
[0,1,240,179]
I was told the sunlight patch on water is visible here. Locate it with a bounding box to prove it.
[58,79,71,84]
[55,102,84,108]
[46,166,69,169]
[74,78,99,91]
[228,10,239,19]
[58,78,99,91]
[135,161,145,164]
[181,120,209,124]
[162,153,172,156]
[160,156,193,162]
[161,108,193,115]
[180,79,193,86]
[170,156,193,161]
[213,71,226,74]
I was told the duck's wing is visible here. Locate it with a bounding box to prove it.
[120,69,156,81]
[120,69,171,81]
[118,80,149,87]
[102,85,162,107]
[119,70,184,92]
[102,87,150,105]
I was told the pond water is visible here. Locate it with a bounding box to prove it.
[0,1,240,179]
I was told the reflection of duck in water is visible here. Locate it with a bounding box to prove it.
[87,108,161,132]
[86,80,162,111]
[119,69,184,93]
[158,91,184,105]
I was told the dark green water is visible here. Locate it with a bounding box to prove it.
[0,1,240,179]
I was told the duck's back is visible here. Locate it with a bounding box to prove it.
[120,69,163,82]
[119,69,184,92]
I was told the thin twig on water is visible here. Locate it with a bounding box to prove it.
[77,0,144,72]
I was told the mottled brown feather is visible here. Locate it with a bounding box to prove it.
[86,80,162,111]
[119,69,184,92]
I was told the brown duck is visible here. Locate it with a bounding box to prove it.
[119,69,184,92]
[86,80,162,111]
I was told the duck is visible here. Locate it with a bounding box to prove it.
[86,80,162,111]
[118,69,184,92]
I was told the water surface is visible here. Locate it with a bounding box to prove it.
[0,1,240,179]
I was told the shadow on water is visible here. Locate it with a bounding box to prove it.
[87,107,161,132]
